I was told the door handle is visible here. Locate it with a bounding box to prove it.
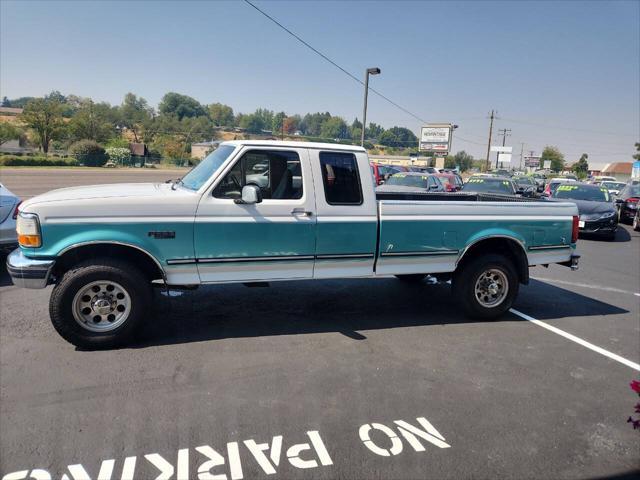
[291,208,313,217]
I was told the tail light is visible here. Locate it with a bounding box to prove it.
[12,201,22,220]
[571,215,579,243]
[626,198,639,204]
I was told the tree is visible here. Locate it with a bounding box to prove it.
[20,98,66,154]
[366,122,385,140]
[300,112,331,136]
[208,103,234,127]
[541,146,565,172]
[1,97,10,107]
[379,126,418,148]
[283,115,300,134]
[158,92,206,120]
[572,153,589,178]
[633,142,640,161]
[272,111,286,135]
[120,93,153,142]
[69,140,107,167]
[68,100,117,143]
[453,150,474,172]
[239,113,265,134]
[320,117,349,139]
[0,122,21,145]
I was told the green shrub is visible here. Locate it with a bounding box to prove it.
[0,155,79,167]
[69,140,107,167]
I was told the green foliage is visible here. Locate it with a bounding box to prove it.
[453,150,474,172]
[633,142,640,161]
[300,112,331,136]
[2,96,35,108]
[444,155,456,169]
[366,122,385,140]
[572,153,589,178]
[68,100,118,143]
[105,137,130,148]
[0,123,22,145]
[159,92,207,120]
[208,103,234,127]
[272,111,286,135]
[0,155,78,166]
[20,98,67,153]
[69,140,107,167]
[320,117,349,139]
[120,93,154,142]
[106,147,131,165]
[379,126,418,148]
[541,145,565,172]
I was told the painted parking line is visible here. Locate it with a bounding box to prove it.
[509,308,640,372]
[531,277,640,297]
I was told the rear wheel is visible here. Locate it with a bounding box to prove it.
[49,258,152,349]
[452,254,519,319]
[633,213,640,231]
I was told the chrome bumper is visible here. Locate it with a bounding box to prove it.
[6,249,55,289]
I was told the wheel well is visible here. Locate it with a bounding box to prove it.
[456,237,529,284]
[52,244,165,283]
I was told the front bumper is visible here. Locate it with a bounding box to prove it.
[579,216,618,235]
[6,249,55,289]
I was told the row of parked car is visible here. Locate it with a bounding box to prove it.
[370,163,640,241]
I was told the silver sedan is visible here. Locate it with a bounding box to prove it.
[0,183,20,252]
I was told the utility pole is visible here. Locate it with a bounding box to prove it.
[519,142,525,171]
[495,128,511,168]
[485,110,496,172]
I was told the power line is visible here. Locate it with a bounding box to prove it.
[500,117,637,138]
[242,0,427,124]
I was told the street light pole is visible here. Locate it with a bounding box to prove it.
[361,67,381,147]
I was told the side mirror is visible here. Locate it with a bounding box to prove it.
[378,179,385,185]
[615,198,624,204]
[429,184,439,190]
[235,184,262,204]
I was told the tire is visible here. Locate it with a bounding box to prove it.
[452,254,519,320]
[395,274,427,283]
[49,258,152,349]
[633,214,640,231]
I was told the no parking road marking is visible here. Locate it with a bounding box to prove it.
[510,308,640,371]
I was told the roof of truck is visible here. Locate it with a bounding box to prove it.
[220,140,366,152]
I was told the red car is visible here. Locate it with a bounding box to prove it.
[434,173,462,192]
[370,163,400,185]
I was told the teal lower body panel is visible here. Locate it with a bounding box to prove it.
[314,220,377,278]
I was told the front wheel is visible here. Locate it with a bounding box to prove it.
[452,254,519,319]
[49,258,152,349]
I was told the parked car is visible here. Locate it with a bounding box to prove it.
[531,172,546,193]
[7,140,580,348]
[543,178,576,197]
[598,181,627,197]
[434,172,462,192]
[592,175,617,183]
[376,172,445,193]
[550,183,617,240]
[462,176,518,196]
[615,180,640,224]
[370,163,400,185]
[513,176,538,198]
[0,183,21,253]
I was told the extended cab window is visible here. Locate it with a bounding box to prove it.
[213,150,303,200]
[319,151,362,205]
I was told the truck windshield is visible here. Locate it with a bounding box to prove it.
[180,145,236,191]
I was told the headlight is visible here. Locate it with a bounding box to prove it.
[16,212,42,247]
[598,211,616,220]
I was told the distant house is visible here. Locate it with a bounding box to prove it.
[191,140,221,160]
[601,162,633,182]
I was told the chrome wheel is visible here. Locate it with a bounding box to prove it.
[72,280,131,332]
[474,268,509,308]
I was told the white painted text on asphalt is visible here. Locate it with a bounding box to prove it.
[2,416,449,480]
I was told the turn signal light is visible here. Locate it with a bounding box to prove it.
[18,234,41,248]
[571,215,579,243]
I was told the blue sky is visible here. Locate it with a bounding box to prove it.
[1,0,638,167]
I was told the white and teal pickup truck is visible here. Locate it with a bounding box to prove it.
[8,141,580,348]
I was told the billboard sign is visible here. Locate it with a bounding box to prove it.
[543,160,551,169]
[498,153,512,164]
[491,146,513,153]
[420,124,452,152]
[525,156,541,168]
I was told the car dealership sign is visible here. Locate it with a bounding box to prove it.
[420,124,452,153]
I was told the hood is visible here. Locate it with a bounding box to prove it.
[560,199,616,216]
[21,182,172,209]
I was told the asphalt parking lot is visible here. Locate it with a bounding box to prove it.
[0,169,639,479]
